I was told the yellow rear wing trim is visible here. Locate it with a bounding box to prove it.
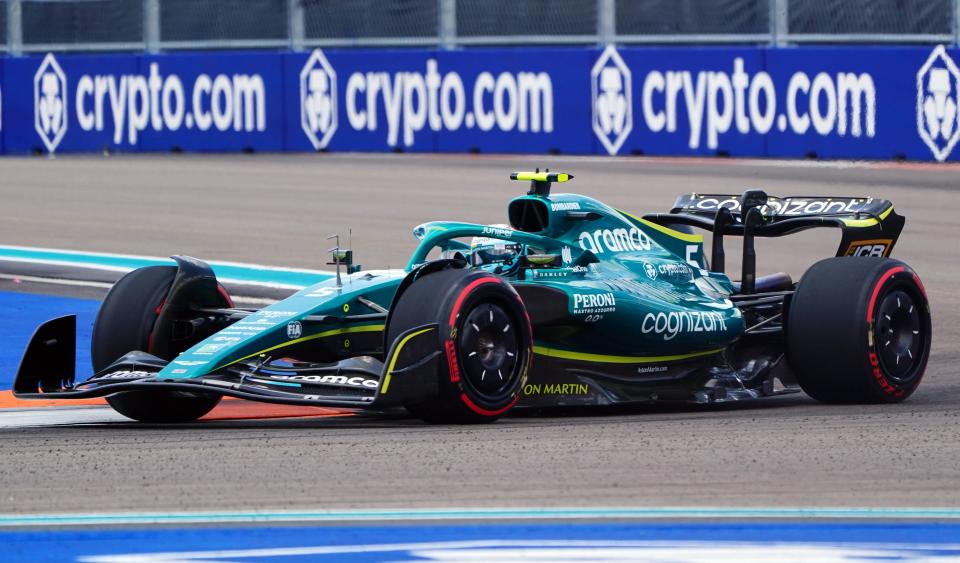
[842,206,894,228]
[620,210,704,244]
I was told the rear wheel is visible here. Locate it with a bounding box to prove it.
[787,257,931,403]
[92,266,225,422]
[386,267,532,423]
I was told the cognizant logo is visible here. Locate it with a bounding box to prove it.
[342,59,554,147]
[593,48,877,154]
[74,61,266,145]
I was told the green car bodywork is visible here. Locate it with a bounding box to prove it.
[156,186,746,409]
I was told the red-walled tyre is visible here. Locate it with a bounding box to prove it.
[92,266,229,423]
[787,257,931,403]
[386,267,532,423]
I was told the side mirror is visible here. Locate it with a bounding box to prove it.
[327,248,352,266]
[327,249,360,274]
[524,254,562,267]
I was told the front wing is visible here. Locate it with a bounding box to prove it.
[12,316,443,410]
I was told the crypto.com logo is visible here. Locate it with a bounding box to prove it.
[300,49,337,150]
[34,53,68,153]
[917,45,960,161]
[591,46,632,155]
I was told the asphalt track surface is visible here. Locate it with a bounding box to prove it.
[0,154,958,515]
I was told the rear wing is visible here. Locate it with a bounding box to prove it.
[646,193,904,257]
[642,190,906,293]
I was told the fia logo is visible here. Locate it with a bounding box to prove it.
[591,46,632,156]
[300,49,337,150]
[917,45,960,161]
[286,321,303,340]
[34,53,68,153]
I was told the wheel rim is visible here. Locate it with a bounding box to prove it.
[874,288,924,383]
[458,302,520,397]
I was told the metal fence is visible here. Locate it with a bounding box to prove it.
[3,0,960,54]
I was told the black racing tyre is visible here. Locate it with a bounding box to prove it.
[386,268,533,423]
[787,257,931,404]
[92,266,223,423]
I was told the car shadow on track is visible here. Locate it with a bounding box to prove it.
[76,393,829,431]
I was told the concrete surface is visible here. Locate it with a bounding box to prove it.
[0,153,957,513]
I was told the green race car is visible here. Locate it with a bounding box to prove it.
[13,171,932,423]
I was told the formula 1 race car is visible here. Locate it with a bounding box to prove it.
[13,171,932,423]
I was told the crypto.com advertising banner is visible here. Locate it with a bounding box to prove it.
[2,45,960,161]
[284,48,594,154]
[2,51,283,153]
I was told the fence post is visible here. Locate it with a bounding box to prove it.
[288,0,305,51]
[438,0,456,49]
[143,0,160,53]
[769,0,788,46]
[6,0,22,56]
[597,0,615,46]
[954,0,960,45]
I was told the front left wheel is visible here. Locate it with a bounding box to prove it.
[386,267,533,423]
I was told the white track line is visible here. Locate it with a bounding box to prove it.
[4,507,960,528]
[0,257,132,274]
[0,244,333,275]
[0,273,113,289]
[0,273,278,305]
[0,406,121,428]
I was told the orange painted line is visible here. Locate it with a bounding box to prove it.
[202,400,355,421]
[0,390,105,408]
[1,390,355,421]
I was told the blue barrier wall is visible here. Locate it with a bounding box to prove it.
[2,45,959,161]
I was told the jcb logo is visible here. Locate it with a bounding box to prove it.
[845,239,892,257]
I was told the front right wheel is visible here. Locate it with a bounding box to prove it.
[92,266,225,423]
[787,257,931,403]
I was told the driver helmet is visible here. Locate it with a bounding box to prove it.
[471,225,521,267]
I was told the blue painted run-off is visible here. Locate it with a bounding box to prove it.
[3,521,960,562]
[0,245,333,289]
[0,291,98,390]
[0,245,335,389]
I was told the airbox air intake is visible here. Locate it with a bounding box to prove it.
[508,198,550,233]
